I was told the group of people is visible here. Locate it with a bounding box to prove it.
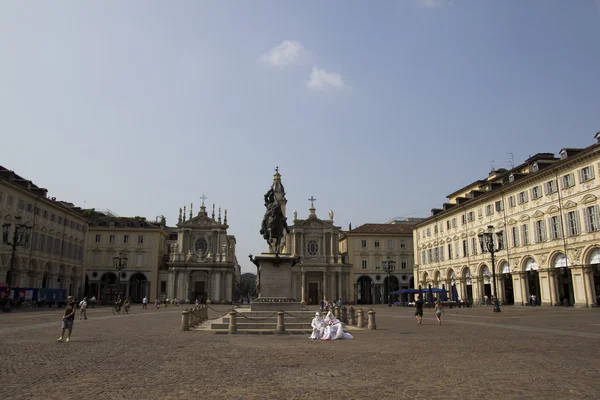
[310,311,354,340]
[414,296,445,326]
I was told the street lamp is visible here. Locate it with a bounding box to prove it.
[382,258,396,307]
[2,216,33,286]
[112,252,128,301]
[478,225,501,313]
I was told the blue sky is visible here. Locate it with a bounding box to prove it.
[1,1,599,273]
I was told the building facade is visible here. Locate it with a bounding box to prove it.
[84,211,168,302]
[339,220,419,304]
[0,166,88,296]
[287,202,351,305]
[161,201,239,304]
[413,133,600,307]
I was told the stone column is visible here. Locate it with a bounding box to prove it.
[167,270,174,301]
[225,271,233,303]
[184,272,191,302]
[330,233,335,263]
[323,271,328,302]
[207,272,212,302]
[337,271,342,301]
[214,271,221,303]
[518,272,528,306]
[548,269,557,306]
[300,234,304,257]
[291,271,297,300]
[178,271,186,300]
[346,272,351,302]
[458,279,465,301]
[301,270,306,303]
[583,267,594,307]
[587,267,598,306]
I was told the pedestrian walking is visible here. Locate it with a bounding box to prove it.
[142,296,148,309]
[415,296,424,325]
[78,297,88,320]
[58,296,76,343]
[434,299,444,325]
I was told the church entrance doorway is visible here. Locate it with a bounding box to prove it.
[194,281,206,303]
[357,276,373,304]
[307,282,319,305]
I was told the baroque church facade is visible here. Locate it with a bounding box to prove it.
[160,201,240,303]
[267,170,352,305]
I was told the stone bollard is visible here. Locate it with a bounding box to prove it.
[181,311,190,331]
[367,309,377,330]
[357,308,365,328]
[341,306,348,324]
[348,307,356,325]
[203,305,208,321]
[228,311,237,333]
[276,311,285,333]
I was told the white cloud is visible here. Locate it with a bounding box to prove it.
[306,66,347,91]
[258,40,306,67]
[417,0,447,8]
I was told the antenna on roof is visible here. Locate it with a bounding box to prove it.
[488,160,495,172]
[507,153,514,169]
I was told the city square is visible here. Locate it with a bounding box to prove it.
[1,305,599,399]
[2,1,600,399]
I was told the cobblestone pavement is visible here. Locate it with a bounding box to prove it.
[1,304,599,400]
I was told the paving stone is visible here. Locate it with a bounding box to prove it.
[1,305,599,399]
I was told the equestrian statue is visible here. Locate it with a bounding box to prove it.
[260,187,289,255]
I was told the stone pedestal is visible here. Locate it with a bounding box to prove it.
[251,253,302,311]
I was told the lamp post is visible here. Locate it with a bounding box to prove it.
[478,225,501,313]
[2,216,33,286]
[382,258,396,307]
[112,252,128,301]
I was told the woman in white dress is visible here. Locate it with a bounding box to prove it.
[321,311,353,340]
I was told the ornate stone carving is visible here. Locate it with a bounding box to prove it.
[569,247,582,262]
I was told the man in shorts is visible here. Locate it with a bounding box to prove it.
[58,296,76,343]
[415,296,424,325]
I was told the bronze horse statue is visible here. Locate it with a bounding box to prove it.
[260,190,289,255]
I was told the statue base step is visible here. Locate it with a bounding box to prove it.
[250,297,303,311]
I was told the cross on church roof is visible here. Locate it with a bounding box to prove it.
[200,194,207,206]
[275,166,279,173]
[308,196,316,208]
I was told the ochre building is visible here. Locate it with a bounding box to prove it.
[84,211,168,303]
[1,166,88,296]
[413,133,600,307]
[339,219,421,304]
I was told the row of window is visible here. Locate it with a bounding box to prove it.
[422,164,597,238]
[360,259,409,270]
[419,205,600,265]
[95,234,145,245]
[25,232,85,261]
[91,252,146,267]
[357,239,407,249]
[0,191,85,232]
